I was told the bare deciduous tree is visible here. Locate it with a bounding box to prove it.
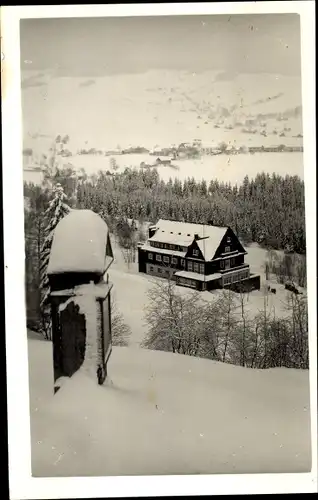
[142,277,202,356]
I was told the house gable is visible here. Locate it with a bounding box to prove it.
[185,239,205,261]
[212,227,246,260]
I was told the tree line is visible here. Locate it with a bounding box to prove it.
[74,167,306,254]
[23,142,307,361]
[142,278,309,370]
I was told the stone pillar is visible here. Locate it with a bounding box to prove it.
[46,209,114,394]
[50,282,113,393]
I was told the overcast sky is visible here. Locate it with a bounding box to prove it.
[20,14,301,77]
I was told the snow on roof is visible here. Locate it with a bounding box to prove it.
[150,231,193,247]
[140,243,186,258]
[175,270,222,282]
[47,209,113,275]
[151,219,228,260]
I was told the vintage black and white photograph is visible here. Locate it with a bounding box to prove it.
[4,2,317,494]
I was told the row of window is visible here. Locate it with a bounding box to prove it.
[149,252,178,265]
[148,252,205,274]
[148,265,171,276]
[178,277,197,289]
[223,270,249,286]
[150,241,187,252]
[220,257,236,269]
[188,261,205,274]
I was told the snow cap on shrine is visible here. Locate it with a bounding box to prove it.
[47,209,113,276]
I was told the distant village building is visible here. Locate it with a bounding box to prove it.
[154,157,172,166]
[138,219,260,292]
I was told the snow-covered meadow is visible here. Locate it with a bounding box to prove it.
[28,337,311,477]
[23,151,304,186]
[21,69,303,153]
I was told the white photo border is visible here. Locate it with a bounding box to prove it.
[2,2,317,498]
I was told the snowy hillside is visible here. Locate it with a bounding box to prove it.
[22,69,303,155]
[28,337,311,477]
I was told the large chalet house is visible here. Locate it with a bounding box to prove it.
[138,219,260,292]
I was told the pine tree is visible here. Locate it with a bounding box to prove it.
[40,183,71,338]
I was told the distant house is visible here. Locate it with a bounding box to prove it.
[138,219,260,292]
[154,157,171,166]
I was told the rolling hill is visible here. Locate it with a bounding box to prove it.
[21,69,303,156]
[28,336,311,477]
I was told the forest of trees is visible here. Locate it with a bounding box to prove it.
[142,279,309,369]
[26,157,306,254]
[24,141,308,367]
[74,167,306,254]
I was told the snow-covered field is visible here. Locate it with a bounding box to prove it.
[27,230,311,478]
[21,70,303,152]
[22,68,304,185]
[23,151,304,186]
[28,337,311,477]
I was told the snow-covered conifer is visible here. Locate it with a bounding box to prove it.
[40,183,71,337]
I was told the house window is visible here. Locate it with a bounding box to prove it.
[164,244,168,249]
[230,257,236,267]
[193,249,199,257]
[225,259,230,269]
[220,260,224,269]
[148,253,153,260]
[171,257,178,265]
[158,267,162,273]
[163,255,169,264]
[156,254,162,262]
[194,263,199,273]
[241,270,249,280]
[225,246,231,253]
[149,266,154,272]
[223,274,232,285]
[182,246,188,252]
[160,243,164,249]
[188,261,193,271]
[181,259,185,267]
[227,237,231,243]
[199,264,205,274]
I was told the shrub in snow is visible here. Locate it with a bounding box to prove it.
[111,298,131,347]
[40,183,71,339]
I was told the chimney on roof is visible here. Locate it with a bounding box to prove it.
[194,233,200,240]
[208,220,214,226]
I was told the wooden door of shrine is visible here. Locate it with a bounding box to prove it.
[60,301,86,377]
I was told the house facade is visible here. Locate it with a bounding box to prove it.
[138,219,260,292]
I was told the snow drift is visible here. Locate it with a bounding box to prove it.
[47,209,113,275]
[28,337,311,477]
